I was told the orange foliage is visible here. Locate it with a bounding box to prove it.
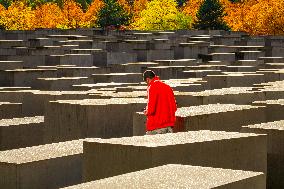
[0,4,5,12]
[182,0,203,22]
[132,0,148,21]
[0,1,35,30]
[182,0,284,35]
[83,0,104,27]
[60,0,85,28]
[224,0,284,35]
[34,3,65,29]
[117,0,131,14]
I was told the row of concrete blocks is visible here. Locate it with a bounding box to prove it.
[2,98,283,150]
[0,79,283,116]
[1,33,283,69]
[2,118,282,188]
[43,99,284,143]
[1,65,283,90]
[0,130,268,189]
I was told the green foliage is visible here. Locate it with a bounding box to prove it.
[177,0,186,7]
[76,0,92,11]
[0,0,11,8]
[193,0,230,30]
[96,0,131,29]
[132,0,192,30]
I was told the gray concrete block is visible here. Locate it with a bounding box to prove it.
[0,102,22,119]
[0,69,57,87]
[253,99,284,122]
[63,164,265,189]
[92,73,142,83]
[175,104,266,132]
[0,61,23,70]
[241,120,284,189]
[57,66,110,77]
[110,62,158,73]
[44,98,146,143]
[0,140,83,189]
[133,104,266,135]
[35,77,93,91]
[0,116,44,150]
[206,73,265,89]
[175,87,266,106]
[135,49,174,62]
[83,131,267,181]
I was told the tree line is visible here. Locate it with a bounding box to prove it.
[0,0,283,35]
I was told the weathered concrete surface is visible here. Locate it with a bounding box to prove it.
[0,139,83,189]
[63,164,265,189]
[174,87,266,107]
[0,102,22,119]
[44,98,146,143]
[241,120,284,189]
[0,116,44,150]
[83,130,267,181]
[253,99,284,122]
[133,104,266,135]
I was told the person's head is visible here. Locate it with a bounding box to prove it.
[143,70,156,85]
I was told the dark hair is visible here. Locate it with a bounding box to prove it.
[143,70,156,81]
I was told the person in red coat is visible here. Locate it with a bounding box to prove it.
[143,70,177,135]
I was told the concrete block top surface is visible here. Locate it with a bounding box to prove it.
[31,90,90,95]
[243,120,284,131]
[74,83,140,88]
[0,139,83,164]
[62,164,264,189]
[92,73,141,76]
[0,61,23,63]
[164,78,204,84]
[175,87,254,96]
[37,77,88,80]
[4,68,57,72]
[254,99,284,105]
[0,102,21,106]
[84,130,264,147]
[0,87,31,91]
[99,91,147,98]
[176,104,263,117]
[0,116,44,127]
[53,98,147,105]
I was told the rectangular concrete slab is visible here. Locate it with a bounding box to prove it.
[0,116,44,150]
[241,120,284,189]
[0,139,83,189]
[63,164,265,189]
[83,130,267,182]
[44,98,147,143]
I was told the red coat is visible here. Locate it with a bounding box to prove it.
[145,76,177,131]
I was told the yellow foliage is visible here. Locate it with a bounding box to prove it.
[0,1,35,30]
[34,3,65,29]
[132,0,148,21]
[132,0,191,30]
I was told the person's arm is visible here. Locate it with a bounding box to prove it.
[146,85,158,116]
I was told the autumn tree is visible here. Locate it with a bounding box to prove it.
[83,0,104,27]
[131,0,147,22]
[132,0,192,30]
[34,2,65,28]
[96,0,131,29]
[0,1,35,30]
[193,0,230,30]
[0,0,11,8]
[58,0,85,29]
